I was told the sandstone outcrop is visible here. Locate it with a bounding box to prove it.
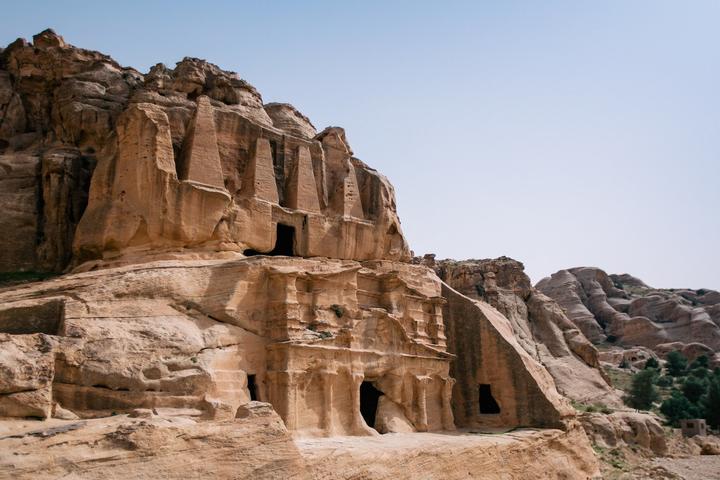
[580,411,668,455]
[428,256,621,407]
[0,30,600,478]
[537,267,720,359]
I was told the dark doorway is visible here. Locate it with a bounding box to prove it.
[478,384,501,414]
[360,381,383,429]
[247,374,258,401]
[244,224,296,257]
[270,224,295,256]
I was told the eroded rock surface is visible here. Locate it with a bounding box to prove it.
[0,30,601,478]
[537,267,720,360]
[429,256,621,407]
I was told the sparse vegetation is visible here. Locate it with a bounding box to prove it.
[626,369,659,410]
[643,357,659,370]
[330,304,345,318]
[637,350,720,428]
[665,351,687,376]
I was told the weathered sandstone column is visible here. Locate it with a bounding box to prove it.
[320,369,337,435]
[442,377,456,430]
[415,375,431,432]
[350,372,364,433]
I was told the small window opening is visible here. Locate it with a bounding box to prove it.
[247,374,258,401]
[360,381,383,430]
[478,384,501,414]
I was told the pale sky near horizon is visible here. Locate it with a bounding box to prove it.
[2,1,718,290]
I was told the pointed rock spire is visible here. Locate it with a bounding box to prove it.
[286,145,320,213]
[178,95,225,189]
[243,137,279,203]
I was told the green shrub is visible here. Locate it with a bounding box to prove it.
[702,376,720,428]
[682,376,706,404]
[330,304,345,318]
[626,369,659,410]
[690,367,709,379]
[644,357,660,370]
[656,375,674,388]
[661,391,701,426]
[666,351,688,376]
[689,355,709,370]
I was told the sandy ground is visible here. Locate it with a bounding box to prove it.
[295,427,600,479]
[652,456,720,480]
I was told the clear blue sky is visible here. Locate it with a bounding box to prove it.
[3,1,719,289]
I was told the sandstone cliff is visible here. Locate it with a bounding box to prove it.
[0,29,410,275]
[537,266,720,364]
[427,256,622,407]
[0,30,601,479]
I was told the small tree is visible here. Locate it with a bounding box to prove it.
[682,376,706,404]
[627,369,659,410]
[661,391,701,426]
[702,376,720,429]
[689,354,709,370]
[666,351,687,377]
[656,375,674,388]
[644,357,660,370]
[690,367,709,379]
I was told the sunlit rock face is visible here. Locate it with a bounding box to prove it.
[537,266,720,365]
[0,29,409,274]
[0,30,449,438]
[429,256,621,414]
[0,30,601,479]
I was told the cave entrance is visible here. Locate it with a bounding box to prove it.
[360,381,383,430]
[270,224,295,256]
[478,384,501,414]
[247,374,258,401]
[244,224,296,257]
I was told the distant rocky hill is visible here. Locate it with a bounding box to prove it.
[536,267,720,366]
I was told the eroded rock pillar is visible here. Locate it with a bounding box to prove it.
[414,375,431,432]
[350,372,364,433]
[442,377,456,430]
[320,369,337,435]
[267,370,301,431]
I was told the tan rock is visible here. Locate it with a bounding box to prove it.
[434,257,620,407]
[580,411,667,455]
[0,30,601,478]
[537,267,720,357]
[264,103,316,139]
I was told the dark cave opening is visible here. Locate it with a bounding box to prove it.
[244,224,296,257]
[360,381,383,430]
[247,374,258,401]
[478,384,501,414]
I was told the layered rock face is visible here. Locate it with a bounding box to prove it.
[537,267,720,363]
[428,256,621,407]
[0,30,600,478]
[0,29,408,275]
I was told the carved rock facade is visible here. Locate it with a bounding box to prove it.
[0,31,597,477]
